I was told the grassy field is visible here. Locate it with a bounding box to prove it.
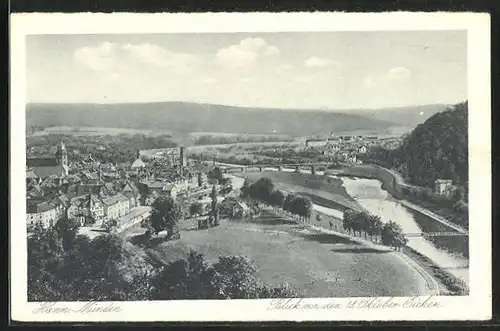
[126,211,429,298]
[239,171,364,212]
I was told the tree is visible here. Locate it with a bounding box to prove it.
[54,210,81,251]
[211,185,220,226]
[150,196,182,239]
[28,223,67,301]
[240,179,252,198]
[366,215,383,242]
[102,218,118,233]
[355,211,370,238]
[293,196,312,221]
[381,221,408,250]
[283,193,297,215]
[211,256,262,299]
[269,190,286,211]
[208,167,224,183]
[190,202,203,217]
[248,177,275,204]
[342,210,355,234]
[220,183,233,195]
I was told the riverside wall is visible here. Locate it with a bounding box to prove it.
[326,164,411,200]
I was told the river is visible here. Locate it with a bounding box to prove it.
[226,170,469,284]
[337,176,469,283]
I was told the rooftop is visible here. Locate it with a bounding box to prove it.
[102,193,129,206]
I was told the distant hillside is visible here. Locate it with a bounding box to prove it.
[364,102,468,188]
[348,104,450,128]
[26,102,398,136]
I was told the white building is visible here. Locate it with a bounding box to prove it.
[102,193,130,220]
[434,179,454,197]
[358,145,368,154]
[26,201,57,230]
[305,139,328,148]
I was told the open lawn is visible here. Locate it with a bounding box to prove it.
[131,211,430,298]
[239,171,364,212]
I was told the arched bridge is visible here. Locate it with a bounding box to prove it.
[214,162,332,174]
[404,231,468,238]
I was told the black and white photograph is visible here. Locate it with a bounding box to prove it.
[10,12,491,322]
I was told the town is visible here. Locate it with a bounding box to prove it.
[25,128,463,240]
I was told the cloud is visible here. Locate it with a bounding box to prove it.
[74,42,200,73]
[121,43,200,71]
[387,66,411,81]
[304,56,341,68]
[73,42,118,71]
[215,37,280,68]
[363,66,412,88]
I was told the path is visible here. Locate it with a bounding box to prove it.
[399,200,468,234]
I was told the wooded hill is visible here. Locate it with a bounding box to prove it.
[365,101,468,189]
[26,102,443,136]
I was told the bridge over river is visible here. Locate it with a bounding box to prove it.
[213,161,331,174]
[404,231,468,238]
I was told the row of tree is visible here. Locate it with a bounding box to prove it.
[342,210,408,250]
[241,177,313,221]
[239,177,407,250]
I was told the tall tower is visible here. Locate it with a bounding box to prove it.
[55,141,68,167]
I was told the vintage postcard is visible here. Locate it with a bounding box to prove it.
[10,12,491,322]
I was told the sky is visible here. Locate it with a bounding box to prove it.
[26,31,467,109]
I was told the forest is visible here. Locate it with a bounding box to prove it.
[363,101,468,190]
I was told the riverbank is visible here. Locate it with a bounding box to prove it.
[240,171,364,212]
[289,207,467,296]
[327,164,468,233]
[229,171,469,293]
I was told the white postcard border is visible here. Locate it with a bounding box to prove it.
[10,12,491,322]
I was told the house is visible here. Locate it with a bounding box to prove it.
[131,158,146,171]
[305,139,328,148]
[26,183,44,200]
[26,170,38,181]
[76,183,104,197]
[68,194,105,226]
[434,179,454,197]
[120,181,141,207]
[138,180,179,199]
[347,154,357,163]
[219,197,250,219]
[340,136,354,143]
[162,183,178,200]
[115,206,152,232]
[102,193,130,220]
[357,145,368,154]
[81,171,100,184]
[131,150,146,171]
[197,172,208,187]
[26,200,57,230]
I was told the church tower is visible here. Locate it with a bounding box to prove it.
[55,141,68,167]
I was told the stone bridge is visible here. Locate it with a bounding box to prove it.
[404,231,469,238]
[220,163,331,174]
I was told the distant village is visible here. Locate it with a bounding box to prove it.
[301,134,402,165]
[26,142,218,234]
